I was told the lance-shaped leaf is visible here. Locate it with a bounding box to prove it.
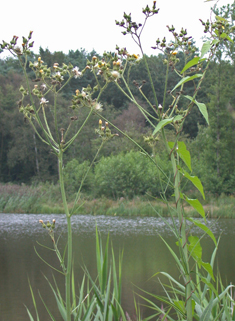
[199,294,214,321]
[200,40,211,59]
[215,15,227,22]
[184,95,209,125]
[220,32,233,42]
[178,166,205,199]
[211,39,220,46]
[180,193,205,219]
[187,218,217,246]
[152,115,183,135]
[181,56,200,74]
[168,141,192,171]
[200,277,217,296]
[173,300,185,314]
[171,74,202,92]
[201,262,215,281]
[188,236,202,262]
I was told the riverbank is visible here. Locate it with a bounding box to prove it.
[0,183,234,217]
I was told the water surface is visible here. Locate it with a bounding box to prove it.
[0,213,235,320]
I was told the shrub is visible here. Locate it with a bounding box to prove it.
[94,151,173,199]
[64,159,94,194]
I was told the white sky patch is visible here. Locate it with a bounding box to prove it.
[1,0,234,57]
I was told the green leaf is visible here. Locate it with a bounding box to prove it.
[220,32,233,42]
[184,95,209,125]
[192,300,196,317]
[25,307,36,321]
[181,194,205,219]
[187,218,217,246]
[178,167,205,199]
[200,40,211,59]
[159,236,184,271]
[196,101,209,125]
[39,292,56,321]
[173,300,185,314]
[201,262,215,282]
[181,57,200,73]
[153,116,183,135]
[200,276,218,297]
[171,74,202,92]
[188,235,202,261]
[169,141,192,171]
[211,39,220,46]
[153,118,174,135]
[199,294,214,321]
[215,15,227,22]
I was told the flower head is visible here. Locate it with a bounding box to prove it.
[111,70,120,79]
[40,97,49,105]
[54,71,64,81]
[72,66,82,79]
[94,102,103,111]
[41,83,47,91]
[81,90,87,98]
[133,54,139,59]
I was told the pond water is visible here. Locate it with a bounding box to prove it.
[1,213,235,321]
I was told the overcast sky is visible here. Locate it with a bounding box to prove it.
[1,0,234,57]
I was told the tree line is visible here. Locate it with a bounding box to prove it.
[1,2,235,197]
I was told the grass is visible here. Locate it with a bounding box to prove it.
[0,182,235,217]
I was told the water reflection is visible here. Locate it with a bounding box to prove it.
[0,213,235,321]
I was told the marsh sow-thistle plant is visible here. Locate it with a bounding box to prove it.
[0,32,124,321]
[90,2,234,320]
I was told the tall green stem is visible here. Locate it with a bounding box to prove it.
[161,128,192,321]
[58,149,72,321]
[142,54,158,107]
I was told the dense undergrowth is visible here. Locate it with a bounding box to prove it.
[1,182,234,218]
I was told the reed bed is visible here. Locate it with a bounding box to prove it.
[0,183,234,218]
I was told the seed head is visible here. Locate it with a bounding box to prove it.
[111,71,120,79]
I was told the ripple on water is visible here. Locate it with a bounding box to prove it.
[0,213,233,239]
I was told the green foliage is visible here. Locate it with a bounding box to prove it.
[64,159,94,194]
[94,151,172,199]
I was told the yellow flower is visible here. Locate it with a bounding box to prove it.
[172,51,177,55]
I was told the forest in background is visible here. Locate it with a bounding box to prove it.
[1,3,235,199]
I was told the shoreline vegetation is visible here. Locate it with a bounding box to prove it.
[1,183,234,218]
